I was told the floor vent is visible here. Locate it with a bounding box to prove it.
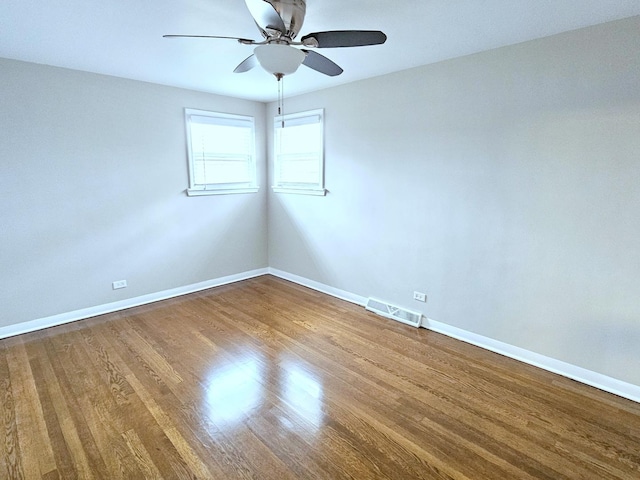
[365,298,422,328]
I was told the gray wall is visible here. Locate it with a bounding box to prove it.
[0,58,267,327]
[267,17,640,385]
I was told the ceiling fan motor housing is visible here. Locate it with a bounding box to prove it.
[262,0,306,40]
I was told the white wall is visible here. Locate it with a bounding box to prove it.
[267,17,640,386]
[0,58,267,328]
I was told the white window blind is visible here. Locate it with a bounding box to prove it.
[185,109,257,196]
[273,109,325,195]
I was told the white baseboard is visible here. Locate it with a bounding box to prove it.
[0,268,269,340]
[267,269,640,404]
[423,318,640,404]
[268,268,368,306]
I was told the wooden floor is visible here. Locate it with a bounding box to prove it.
[1,276,639,479]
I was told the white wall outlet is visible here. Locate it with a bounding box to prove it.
[413,291,427,302]
[112,280,127,290]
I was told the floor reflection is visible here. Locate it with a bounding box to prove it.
[282,361,324,431]
[205,358,264,425]
[204,354,325,435]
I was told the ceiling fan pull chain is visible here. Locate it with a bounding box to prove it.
[277,74,285,128]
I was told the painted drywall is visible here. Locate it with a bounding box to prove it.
[0,58,267,328]
[267,17,640,386]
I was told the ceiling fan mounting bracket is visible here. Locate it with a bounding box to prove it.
[267,38,292,45]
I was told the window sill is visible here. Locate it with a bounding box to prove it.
[187,187,259,196]
[272,187,327,196]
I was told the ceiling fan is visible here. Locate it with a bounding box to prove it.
[164,0,387,78]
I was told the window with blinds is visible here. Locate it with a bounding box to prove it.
[184,109,258,196]
[273,109,326,196]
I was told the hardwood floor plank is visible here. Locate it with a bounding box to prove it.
[122,316,184,386]
[0,346,25,480]
[88,396,147,479]
[245,407,351,480]
[77,327,135,406]
[123,397,196,479]
[45,334,118,479]
[122,429,164,480]
[1,275,639,479]
[25,343,77,479]
[101,318,174,394]
[5,343,56,478]
[126,372,223,479]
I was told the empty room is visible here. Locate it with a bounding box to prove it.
[1,1,640,478]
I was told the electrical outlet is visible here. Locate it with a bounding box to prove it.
[112,280,127,290]
[413,291,426,302]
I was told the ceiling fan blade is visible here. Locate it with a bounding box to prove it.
[234,54,259,73]
[163,34,255,44]
[301,30,387,48]
[244,0,286,36]
[301,50,343,77]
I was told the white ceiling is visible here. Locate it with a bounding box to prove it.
[1,1,639,102]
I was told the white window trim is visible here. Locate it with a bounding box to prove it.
[272,108,326,196]
[271,187,326,196]
[184,108,259,196]
[187,186,259,197]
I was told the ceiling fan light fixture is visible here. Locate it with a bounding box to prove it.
[254,44,305,76]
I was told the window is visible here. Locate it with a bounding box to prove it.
[273,109,326,196]
[184,109,258,196]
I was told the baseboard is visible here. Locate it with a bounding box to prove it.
[268,268,367,306]
[267,269,640,404]
[423,318,640,404]
[0,268,269,340]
